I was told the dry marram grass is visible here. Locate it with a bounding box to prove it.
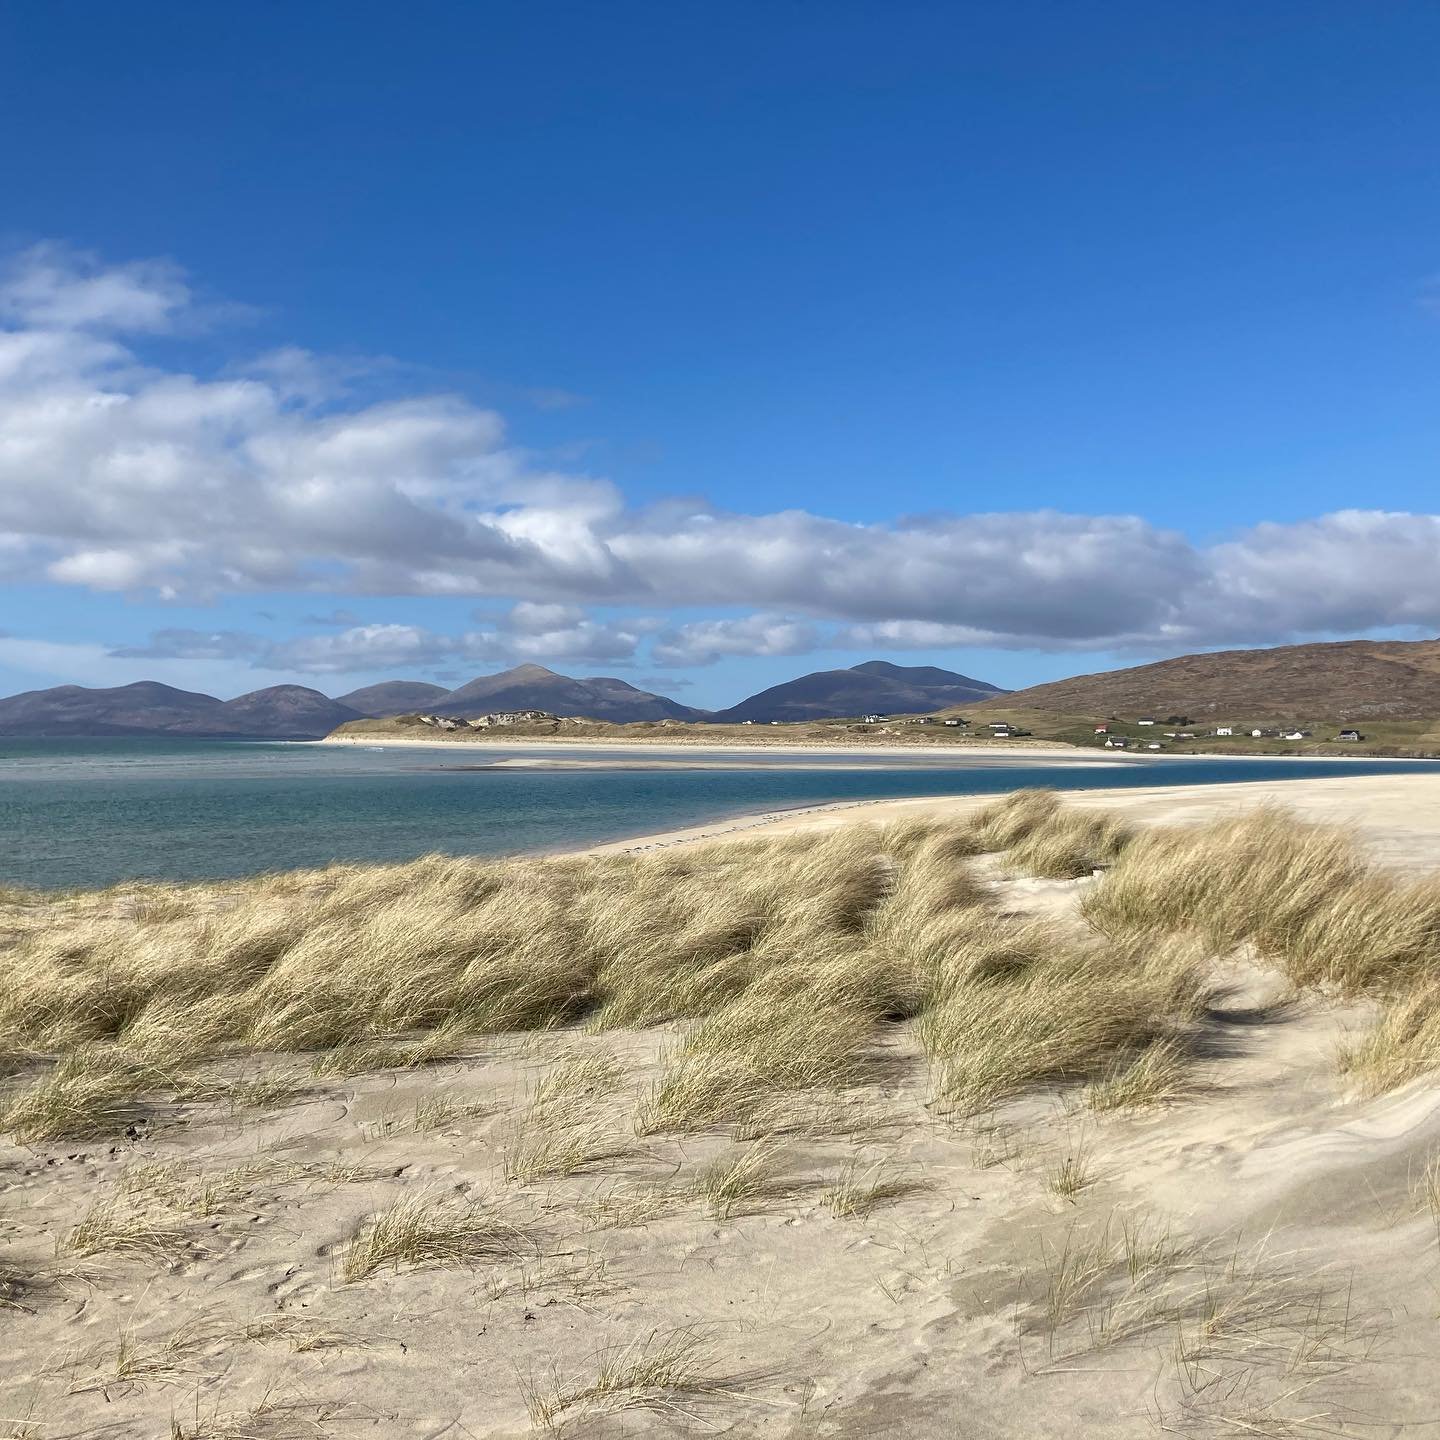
[341,1189,528,1281]
[6,792,1440,1157]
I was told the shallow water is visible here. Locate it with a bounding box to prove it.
[2,737,1435,890]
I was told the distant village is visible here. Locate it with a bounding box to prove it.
[1089,716,1365,750]
[409,709,1367,748]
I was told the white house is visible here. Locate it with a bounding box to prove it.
[1251,728,1265,738]
[1282,730,1306,741]
[1338,729,1363,742]
[1215,727,1234,737]
[943,718,962,726]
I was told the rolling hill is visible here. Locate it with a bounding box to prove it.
[968,638,1440,722]
[0,682,361,738]
[713,660,1005,723]
[209,686,362,737]
[334,681,450,717]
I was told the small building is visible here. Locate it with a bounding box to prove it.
[1338,729,1364,742]
[1146,742,1162,750]
[1136,717,1156,726]
[908,716,935,724]
[1214,727,1234,737]
[943,718,962,726]
[1282,730,1307,741]
[1094,724,1109,734]
[741,719,755,725]
[1104,736,1130,748]
[861,714,885,724]
[1251,728,1265,738]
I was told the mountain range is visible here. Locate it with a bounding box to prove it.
[0,660,1001,737]
[0,682,362,738]
[9,638,1438,738]
[966,637,1440,722]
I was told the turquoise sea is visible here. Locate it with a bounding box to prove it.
[2,737,1436,891]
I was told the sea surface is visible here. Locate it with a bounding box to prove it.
[2,737,1436,891]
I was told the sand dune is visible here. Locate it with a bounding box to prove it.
[4,777,1440,1437]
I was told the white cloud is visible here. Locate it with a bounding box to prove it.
[258,623,464,674]
[6,244,1440,657]
[105,606,651,677]
[1,243,193,333]
[653,613,823,667]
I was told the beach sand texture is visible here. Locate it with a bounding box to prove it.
[3,772,1440,1438]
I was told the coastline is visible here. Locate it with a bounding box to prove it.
[317,732,1125,763]
[315,731,1437,765]
[578,769,1440,870]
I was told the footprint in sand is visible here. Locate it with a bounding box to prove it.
[267,1263,322,1309]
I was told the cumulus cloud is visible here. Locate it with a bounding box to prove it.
[259,623,466,674]
[653,613,823,667]
[0,243,193,333]
[108,607,649,676]
[8,244,1440,657]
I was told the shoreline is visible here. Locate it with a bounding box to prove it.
[578,769,1440,870]
[314,732,1098,762]
[314,731,1438,765]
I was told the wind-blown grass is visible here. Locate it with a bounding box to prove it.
[8,790,1440,1146]
[1080,805,1440,1095]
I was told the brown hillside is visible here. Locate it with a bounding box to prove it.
[966,638,1440,721]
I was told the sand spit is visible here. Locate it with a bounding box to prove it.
[4,778,1440,1438]
[318,732,1099,762]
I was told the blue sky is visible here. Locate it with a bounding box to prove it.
[2,1,1439,708]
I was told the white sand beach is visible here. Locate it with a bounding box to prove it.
[318,731,1099,761]
[6,771,1440,1438]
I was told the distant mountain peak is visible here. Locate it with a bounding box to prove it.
[499,662,562,679]
[850,659,1001,690]
[335,681,449,718]
[713,661,1006,723]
